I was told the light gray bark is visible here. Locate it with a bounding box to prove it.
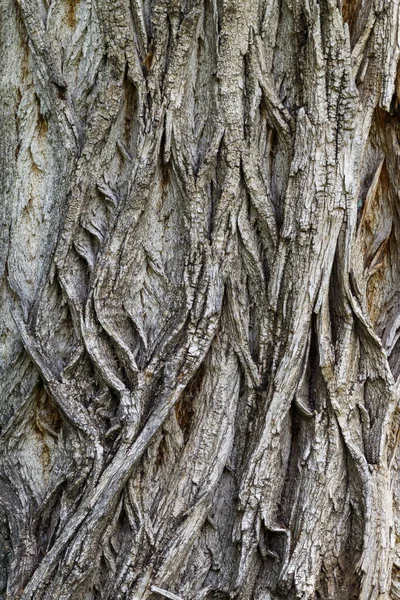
[1,0,400,598]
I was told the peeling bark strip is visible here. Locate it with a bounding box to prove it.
[1,0,400,598]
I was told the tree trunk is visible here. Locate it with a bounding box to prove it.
[1,0,400,598]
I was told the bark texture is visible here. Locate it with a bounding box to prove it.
[1,0,400,598]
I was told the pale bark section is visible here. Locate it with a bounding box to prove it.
[1,0,400,598]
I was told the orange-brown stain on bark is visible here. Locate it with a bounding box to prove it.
[33,390,63,473]
[342,0,361,33]
[65,0,79,28]
[31,164,43,178]
[37,112,48,138]
[143,52,154,71]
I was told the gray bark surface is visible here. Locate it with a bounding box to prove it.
[1,0,400,598]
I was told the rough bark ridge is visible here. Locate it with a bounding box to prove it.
[1,0,400,598]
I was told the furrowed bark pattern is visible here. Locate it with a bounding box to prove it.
[1,0,400,598]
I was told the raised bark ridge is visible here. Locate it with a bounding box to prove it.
[1,0,400,598]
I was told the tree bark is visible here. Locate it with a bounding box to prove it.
[1,0,400,598]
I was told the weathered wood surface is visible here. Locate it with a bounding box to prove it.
[1,0,400,598]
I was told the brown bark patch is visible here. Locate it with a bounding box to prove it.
[358,161,393,325]
[143,52,154,71]
[174,395,195,443]
[37,112,48,138]
[366,261,392,329]
[342,0,361,32]
[21,43,30,82]
[34,389,63,439]
[33,390,62,473]
[64,0,79,28]
[160,162,169,189]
